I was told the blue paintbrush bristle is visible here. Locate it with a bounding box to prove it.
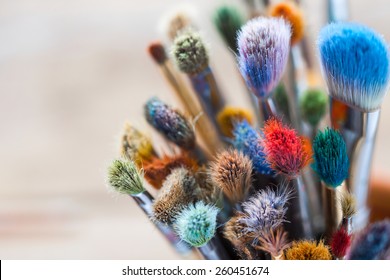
[237,17,291,99]
[318,22,390,111]
[144,97,195,150]
[312,128,349,187]
[232,120,274,176]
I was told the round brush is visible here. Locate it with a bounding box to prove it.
[107,158,192,255]
[256,227,290,260]
[312,128,349,238]
[216,106,254,139]
[144,97,211,161]
[174,201,230,260]
[340,192,356,235]
[318,22,390,230]
[237,17,291,125]
[285,240,332,260]
[330,227,351,259]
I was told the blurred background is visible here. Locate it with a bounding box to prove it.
[1,0,390,259]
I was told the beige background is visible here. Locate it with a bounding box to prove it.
[0,0,389,259]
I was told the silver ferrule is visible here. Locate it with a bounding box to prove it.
[328,0,349,22]
[197,237,230,260]
[132,192,193,255]
[341,217,353,235]
[322,184,342,238]
[258,97,277,124]
[330,98,380,231]
[284,176,314,240]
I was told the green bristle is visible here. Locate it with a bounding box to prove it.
[300,89,327,127]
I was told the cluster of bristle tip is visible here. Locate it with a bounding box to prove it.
[107,1,390,260]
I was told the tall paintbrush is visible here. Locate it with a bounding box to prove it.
[312,128,349,238]
[107,158,192,255]
[318,22,390,231]
[148,42,222,155]
[237,17,291,125]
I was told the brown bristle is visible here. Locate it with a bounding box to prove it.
[210,150,253,203]
[148,42,167,64]
[341,192,357,218]
[143,153,198,189]
[167,13,193,41]
[194,167,220,204]
[216,106,254,138]
[285,240,332,260]
[152,167,197,224]
[256,228,290,260]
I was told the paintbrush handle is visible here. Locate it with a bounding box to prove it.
[257,98,277,124]
[132,192,193,255]
[328,0,349,22]
[322,185,342,238]
[197,237,230,260]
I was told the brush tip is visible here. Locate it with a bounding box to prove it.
[300,89,327,127]
[107,158,145,195]
[286,240,332,260]
[330,227,351,259]
[318,22,390,111]
[312,128,349,187]
[217,106,254,137]
[148,42,167,64]
[237,17,291,98]
[341,192,357,218]
[174,201,219,247]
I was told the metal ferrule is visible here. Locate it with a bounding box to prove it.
[258,97,277,124]
[197,236,230,260]
[328,0,349,22]
[329,98,380,231]
[341,216,353,235]
[322,184,342,238]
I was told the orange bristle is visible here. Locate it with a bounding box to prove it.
[148,42,167,65]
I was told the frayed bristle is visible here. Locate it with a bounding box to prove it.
[300,89,327,127]
[121,122,154,166]
[340,192,356,218]
[107,158,145,195]
[262,118,311,177]
[193,166,220,204]
[213,5,244,53]
[174,201,219,247]
[330,227,351,259]
[237,17,291,98]
[318,23,390,111]
[285,240,332,260]
[167,12,194,41]
[312,128,349,187]
[152,168,197,224]
[148,42,167,64]
[256,228,290,260]
[217,106,254,137]
[172,29,208,74]
[269,1,304,45]
[233,121,274,175]
[143,153,198,189]
[347,220,390,260]
[239,187,291,241]
[210,149,253,203]
[144,97,195,150]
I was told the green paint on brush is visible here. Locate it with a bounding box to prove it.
[300,89,327,127]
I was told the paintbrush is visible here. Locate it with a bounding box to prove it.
[340,192,356,235]
[107,158,192,255]
[285,240,332,260]
[318,22,390,231]
[216,106,254,139]
[330,227,351,259]
[256,227,290,260]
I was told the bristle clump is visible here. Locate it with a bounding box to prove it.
[213,5,244,53]
[285,240,332,260]
[233,121,274,175]
[269,1,304,45]
[174,201,219,247]
[239,188,290,241]
[330,228,351,259]
[167,12,194,41]
[107,158,145,195]
[152,168,197,224]
[172,29,208,74]
[210,149,253,203]
[217,106,254,137]
[144,97,195,150]
[341,192,356,218]
[262,118,311,177]
[148,42,167,65]
[312,128,349,187]
[256,228,290,259]
[143,153,198,189]
[237,17,291,99]
[318,23,390,111]
[347,220,390,260]
[300,89,327,127]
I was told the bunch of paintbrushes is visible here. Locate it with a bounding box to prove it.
[106,0,390,260]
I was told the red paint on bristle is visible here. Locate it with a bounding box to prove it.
[330,227,351,259]
[262,118,311,178]
[148,42,167,64]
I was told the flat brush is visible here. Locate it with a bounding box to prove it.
[174,201,230,260]
[107,158,192,255]
[144,97,211,162]
[318,23,390,230]
[148,42,221,155]
[172,29,226,138]
[237,17,291,125]
[312,128,349,238]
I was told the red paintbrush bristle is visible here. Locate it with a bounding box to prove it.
[330,227,351,259]
[262,118,311,178]
[148,42,167,64]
